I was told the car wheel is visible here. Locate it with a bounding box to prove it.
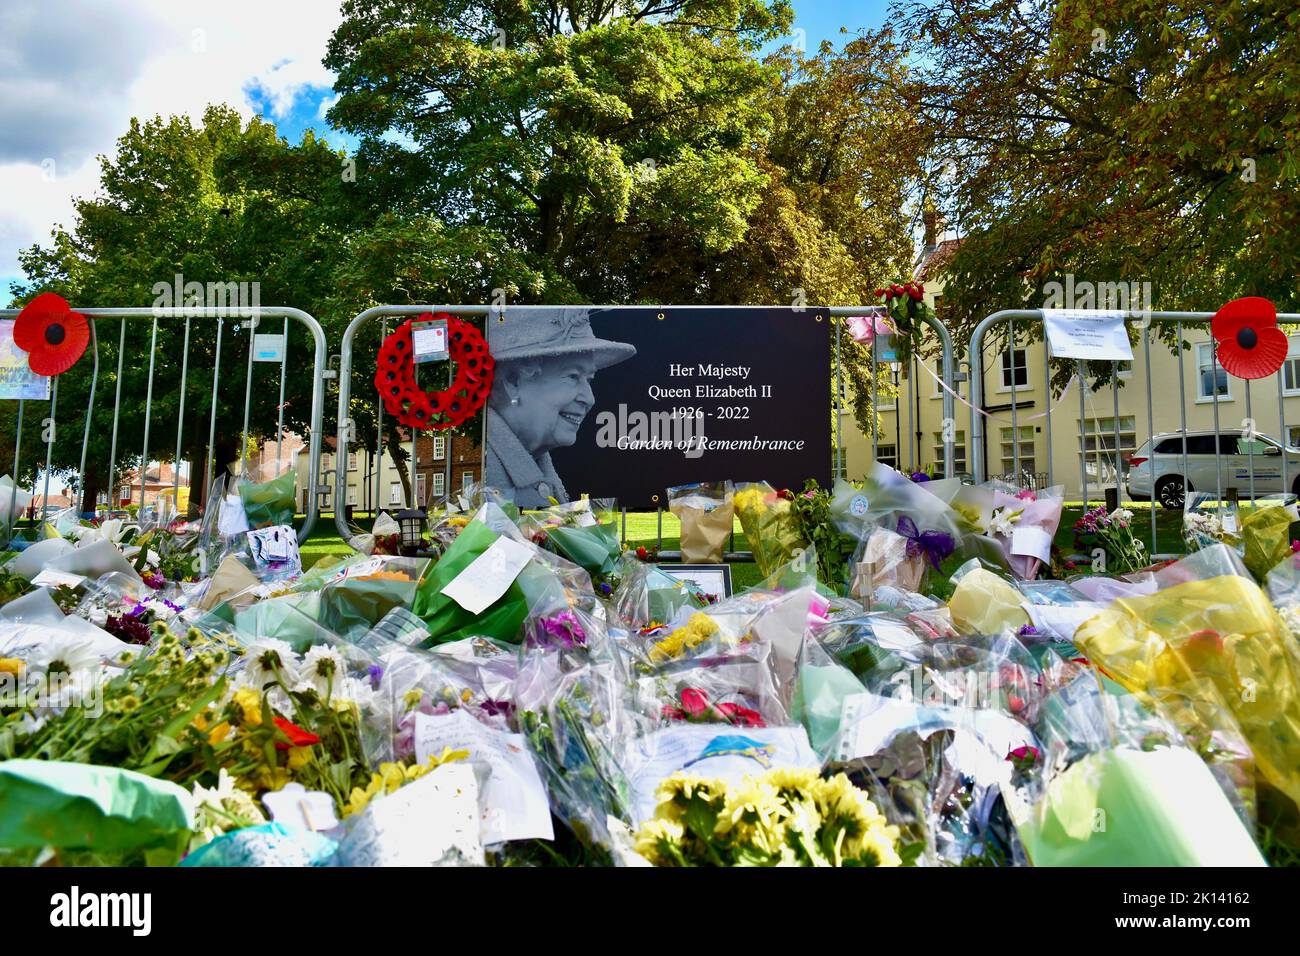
[1156,476,1187,510]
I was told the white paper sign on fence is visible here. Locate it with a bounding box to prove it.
[1043,309,1134,361]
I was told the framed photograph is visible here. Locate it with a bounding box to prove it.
[657,563,733,601]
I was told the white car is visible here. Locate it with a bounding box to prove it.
[1126,429,1300,509]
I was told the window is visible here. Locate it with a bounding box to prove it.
[463,472,474,492]
[1000,425,1036,476]
[416,473,426,506]
[1156,435,1219,455]
[1284,341,1300,394]
[1079,416,1137,457]
[389,482,402,505]
[1000,348,1028,390]
[432,472,446,498]
[347,486,357,506]
[876,444,897,469]
[347,452,357,471]
[1079,416,1137,482]
[1289,427,1300,449]
[1197,343,1231,401]
[433,436,446,460]
[932,430,967,475]
[931,358,952,399]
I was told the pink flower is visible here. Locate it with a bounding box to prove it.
[679,687,710,717]
[1015,489,1037,501]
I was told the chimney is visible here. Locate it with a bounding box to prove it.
[922,210,943,250]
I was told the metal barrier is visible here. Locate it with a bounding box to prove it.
[333,305,949,558]
[861,307,959,477]
[0,306,328,546]
[969,308,1300,556]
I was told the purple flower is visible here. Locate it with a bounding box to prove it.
[142,571,166,590]
[367,663,384,689]
[105,613,151,645]
[910,472,931,483]
[528,610,588,649]
[482,699,515,719]
[1017,624,1040,638]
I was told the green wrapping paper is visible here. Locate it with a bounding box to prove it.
[239,470,296,529]
[317,560,429,640]
[0,760,193,851]
[1016,747,1264,866]
[231,593,326,651]
[410,519,530,646]
[793,664,867,757]
[544,523,621,578]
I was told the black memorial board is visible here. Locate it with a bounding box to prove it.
[485,306,832,508]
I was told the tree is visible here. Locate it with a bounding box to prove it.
[324,2,921,453]
[893,0,1300,384]
[6,106,352,511]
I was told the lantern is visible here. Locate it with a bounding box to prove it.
[395,507,427,555]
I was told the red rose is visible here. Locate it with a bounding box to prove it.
[636,546,649,560]
[679,687,710,717]
[873,288,885,297]
[716,701,766,728]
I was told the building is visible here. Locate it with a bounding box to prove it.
[291,429,483,516]
[840,217,1300,499]
[113,462,189,510]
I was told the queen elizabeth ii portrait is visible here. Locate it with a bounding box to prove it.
[485,308,636,508]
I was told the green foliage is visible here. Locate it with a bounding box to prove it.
[894,0,1300,387]
[787,479,857,591]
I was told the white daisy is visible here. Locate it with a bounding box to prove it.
[242,638,299,689]
[301,645,346,697]
[29,635,101,679]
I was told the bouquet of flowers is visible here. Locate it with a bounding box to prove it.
[521,498,623,590]
[667,481,735,564]
[733,482,805,578]
[1072,506,1147,574]
[515,604,637,855]
[633,768,902,867]
[872,281,933,370]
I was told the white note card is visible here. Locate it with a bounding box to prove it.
[1011,525,1054,563]
[1043,309,1134,361]
[441,535,532,614]
[415,709,554,845]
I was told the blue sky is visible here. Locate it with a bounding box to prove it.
[1,0,895,293]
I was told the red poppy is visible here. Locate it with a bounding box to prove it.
[1210,296,1287,380]
[12,292,89,376]
[273,716,321,750]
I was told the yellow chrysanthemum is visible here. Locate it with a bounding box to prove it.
[0,657,24,676]
[233,687,263,727]
[649,613,720,662]
[633,817,685,863]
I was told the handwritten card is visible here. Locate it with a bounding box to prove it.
[441,535,532,614]
[415,709,554,845]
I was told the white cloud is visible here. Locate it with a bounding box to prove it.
[0,0,344,283]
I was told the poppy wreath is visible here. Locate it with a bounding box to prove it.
[13,292,90,376]
[373,313,494,430]
[1211,296,1287,380]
